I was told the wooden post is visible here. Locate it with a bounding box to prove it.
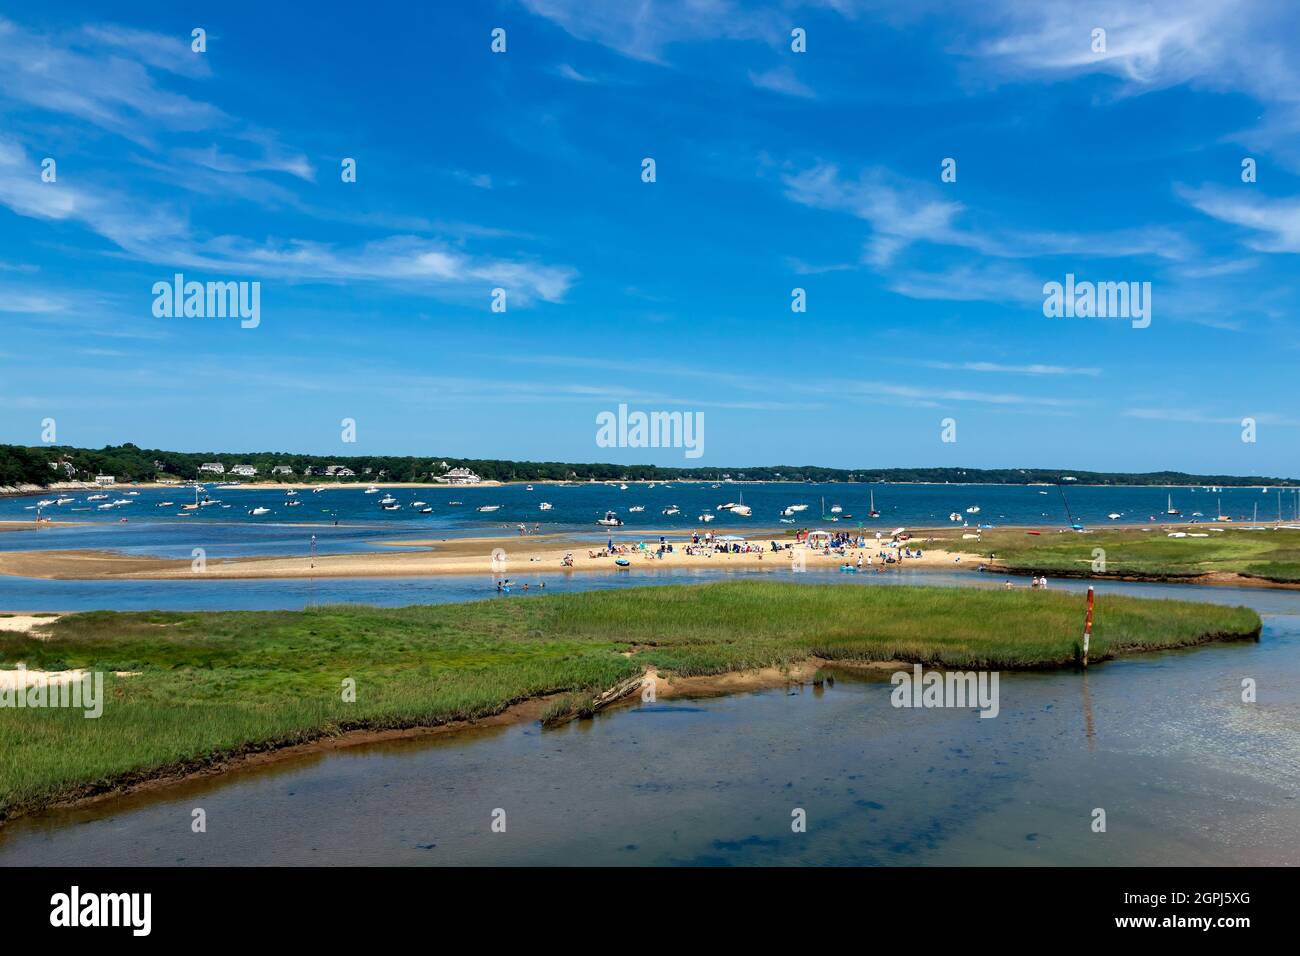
[1081,585,1095,667]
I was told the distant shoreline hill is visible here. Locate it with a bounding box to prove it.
[1,443,1296,491]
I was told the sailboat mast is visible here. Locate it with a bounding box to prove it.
[1058,483,1077,527]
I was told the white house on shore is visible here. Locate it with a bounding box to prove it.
[325,465,355,477]
[229,464,257,477]
[94,474,115,486]
[271,465,294,476]
[199,462,225,474]
[438,467,481,485]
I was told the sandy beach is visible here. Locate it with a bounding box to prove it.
[0,529,959,581]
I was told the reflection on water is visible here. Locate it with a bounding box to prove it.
[2,585,1296,866]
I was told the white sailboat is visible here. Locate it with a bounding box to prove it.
[730,493,752,517]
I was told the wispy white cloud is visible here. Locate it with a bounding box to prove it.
[970,0,1300,103]
[1178,185,1300,254]
[783,162,1192,267]
[521,0,778,64]
[0,18,575,307]
[0,17,224,142]
[922,360,1102,377]
[748,66,814,98]
[555,63,596,83]
[1125,408,1299,426]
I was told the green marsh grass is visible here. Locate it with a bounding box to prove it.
[940,526,1300,582]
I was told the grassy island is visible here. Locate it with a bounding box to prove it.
[0,581,1261,820]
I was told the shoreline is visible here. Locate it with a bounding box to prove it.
[2,522,1300,591]
[5,478,1299,501]
[0,528,960,582]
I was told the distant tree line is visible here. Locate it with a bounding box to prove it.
[1,443,1295,489]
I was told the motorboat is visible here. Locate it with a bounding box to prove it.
[249,507,270,515]
[830,504,843,514]
[597,510,624,526]
[418,507,433,514]
[285,500,302,507]
[55,497,74,505]
[662,506,681,516]
[364,486,380,494]
[381,503,400,511]
[1107,513,1122,520]
[698,513,715,522]
[948,512,962,522]
[966,505,980,514]
[87,494,108,501]
[476,505,501,513]
[539,502,553,511]
[411,501,427,508]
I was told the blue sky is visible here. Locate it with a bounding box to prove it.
[1,0,1298,475]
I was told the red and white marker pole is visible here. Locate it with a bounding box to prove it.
[1082,585,1095,667]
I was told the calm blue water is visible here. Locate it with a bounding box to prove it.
[7,482,1299,557]
[3,563,1295,615]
